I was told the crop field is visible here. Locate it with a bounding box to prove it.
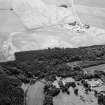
[74,0,105,8]
[84,64,105,74]
[0,0,105,32]
[75,4,105,29]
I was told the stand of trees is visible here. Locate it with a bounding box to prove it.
[0,45,105,105]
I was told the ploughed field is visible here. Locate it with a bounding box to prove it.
[1,45,105,105]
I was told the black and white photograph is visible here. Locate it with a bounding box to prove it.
[0,0,105,105]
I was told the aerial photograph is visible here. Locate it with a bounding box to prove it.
[0,0,105,105]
